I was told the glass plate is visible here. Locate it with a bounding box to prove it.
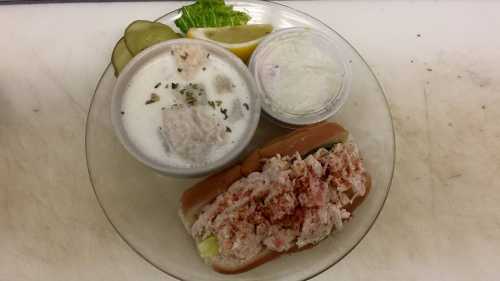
[85,1,395,280]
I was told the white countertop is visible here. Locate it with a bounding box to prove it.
[1,1,500,280]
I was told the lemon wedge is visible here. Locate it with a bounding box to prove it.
[187,24,273,62]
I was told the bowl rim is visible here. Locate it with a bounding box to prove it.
[110,38,261,177]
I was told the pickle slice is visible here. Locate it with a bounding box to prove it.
[111,37,133,76]
[124,20,181,55]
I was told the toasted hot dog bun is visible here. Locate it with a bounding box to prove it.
[241,122,348,176]
[180,122,370,274]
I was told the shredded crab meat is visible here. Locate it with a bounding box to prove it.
[191,142,368,261]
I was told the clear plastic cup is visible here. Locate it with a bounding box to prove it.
[249,27,352,127]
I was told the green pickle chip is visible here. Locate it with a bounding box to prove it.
[125,20,181,55]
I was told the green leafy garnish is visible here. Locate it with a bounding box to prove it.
[197,235,219,258]
[175,0,251,33]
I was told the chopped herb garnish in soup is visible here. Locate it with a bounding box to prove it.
[145,93,160,105]
[220,108,228,120]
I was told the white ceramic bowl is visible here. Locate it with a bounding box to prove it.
[111,39,261,177]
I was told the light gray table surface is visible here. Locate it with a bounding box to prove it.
[1,1,500,280]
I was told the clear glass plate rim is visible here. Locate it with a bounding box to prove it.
[84,1,396,280]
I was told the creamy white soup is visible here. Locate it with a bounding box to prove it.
[120,44,252,168]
